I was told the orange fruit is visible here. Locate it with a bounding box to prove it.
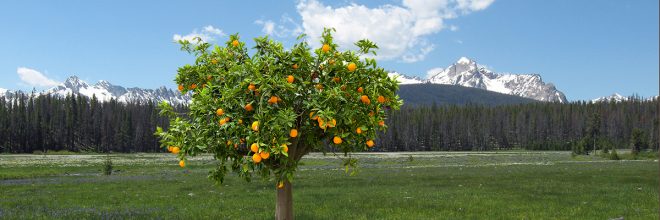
[282,144,288,153]
[347,63,357,72]
[232,40,239,47]
[366,140,375,148]
[292,64,299,69]
[357,87,363,93]
[251,143,259,153]
[277,181,285,189]
[248,83,256,91]
[322,44,331,53]
[179,160,185,168]
[377,95,386,103]
[252,153,262,163]
[260,151,270,160]
[290,129,298,138]
[310,112,318,120]
[369,111,375,117]
[268,96,279,104]
[178,84,184,91]
[216,108,224,116]
[318,117,326,129]
[356,127,362,134]
[190,83,197,89]
[287,75,294,83]
[167,146,173,152]
[244,103,254,111]
[219,118,228,126]
[360,95,371,104]
[171,146,180,154]
[328,119,337,128]
[211,59,218,64]
[251,121,259,131]
[333,136,342,144]
[378,121,385,127]
[238,119,243,124]
[333,77,340,83]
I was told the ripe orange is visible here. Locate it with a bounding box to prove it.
[292,64,299,69]
[260,151,270,160]
[322,44,331,53]
[167,146,173,152]
[252,153,262,163]
[190,83,197,89]
[366,140,375,147]
[378,121,385,127]
[219,118,228,126]
[318,117,326,129]
[178,84,184,92]
[356,127,362,134]
[179,160,185,168]
[244,103,253,111]
[360,95,371,104]
[251,121,259,131]
[216,108,224,116]
[333,77,340,83]
[357,87,363,93]
[282,144,288,153]
[248,83,256,91]
[171,146,180,154]
[333,136,342,144]
[268,96,279,105]
[347,63,357,72]
[277,181,285,189]
[290,129,298,138]
[232,40,239,47]
[310,112,318,120]
[377,95,386,103]
[287,75,294,83]
[328,119,337,128]
[251,143,259,153]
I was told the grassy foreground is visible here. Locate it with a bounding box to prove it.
[0,152,657,219]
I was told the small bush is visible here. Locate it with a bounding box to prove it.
[609,149,620,160]
[408,155,414,162]
[103,156,113,175]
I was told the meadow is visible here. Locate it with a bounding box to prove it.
[0,151,657,219]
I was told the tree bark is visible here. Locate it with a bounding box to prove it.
[276,179,293,220]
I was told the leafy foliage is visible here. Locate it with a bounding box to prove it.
[156,29,402,184]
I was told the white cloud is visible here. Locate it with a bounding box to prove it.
[254,14,303,38]
[426,67,445,79]
[449,25,459,31]
[17,67,60,87]
[173,25,226,43]
[295,0,494,62]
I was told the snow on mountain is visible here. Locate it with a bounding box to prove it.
[0,88,7,97]
[43,76,190,105]
[591,93,628,103]
[388,72,424,84]
[397,57,568,103]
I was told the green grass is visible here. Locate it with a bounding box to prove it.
[0,152,657,219]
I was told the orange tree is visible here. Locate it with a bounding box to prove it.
[156,28,401,219]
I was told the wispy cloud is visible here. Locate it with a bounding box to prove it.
[173,25,226,43]
[17,67,60,87]
[254,14,303,38]
[292,0,495,63]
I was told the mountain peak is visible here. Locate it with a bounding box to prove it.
[456,56,475,65]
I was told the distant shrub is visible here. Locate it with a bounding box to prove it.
[608,149,620,160]
[408,155,414,162]
[103,156,113,175]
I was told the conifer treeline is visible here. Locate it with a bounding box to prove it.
[377,99,659,151]
[0,93,657,153]
[0,93,183,153]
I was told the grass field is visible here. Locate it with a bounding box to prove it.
[0,151,658,219]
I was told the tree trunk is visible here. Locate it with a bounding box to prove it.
[276,180,293,220]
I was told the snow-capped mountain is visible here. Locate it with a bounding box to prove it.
[389,57,568,103]
[43,76,190,104]
[0,88,7,97]
[591,93,628,103]
[388,72,425,84]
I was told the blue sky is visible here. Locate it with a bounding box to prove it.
[0,0,657,100]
